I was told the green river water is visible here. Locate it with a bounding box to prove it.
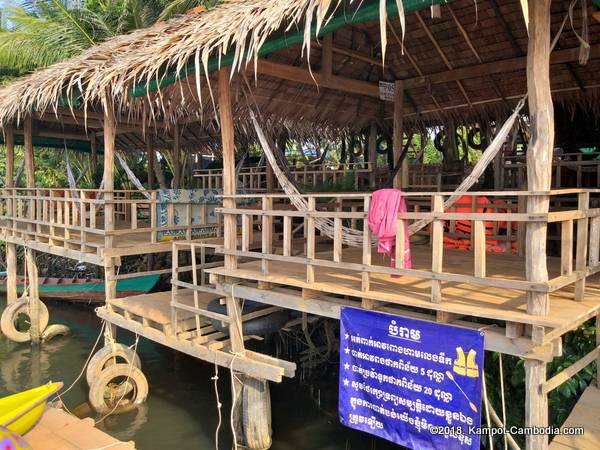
[0,300,397,450]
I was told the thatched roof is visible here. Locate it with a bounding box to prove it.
[0,0,598,151]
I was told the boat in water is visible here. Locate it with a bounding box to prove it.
[0,275,160,304]
[0,382,63,435]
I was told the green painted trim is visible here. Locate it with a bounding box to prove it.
[130,0,446,97]
[0,135,104,154]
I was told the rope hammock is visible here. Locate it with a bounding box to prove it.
[249,96,526,247]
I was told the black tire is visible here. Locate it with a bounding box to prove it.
[207,300,289,336]
[376,136,388,155]
[88,363,148,414]
[0,297,49,343]
[242,377,272,450]
[86,344,142,386]
[467,127,485,150]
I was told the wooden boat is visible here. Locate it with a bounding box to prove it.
[0,382,63,435]
[0,275,160,304]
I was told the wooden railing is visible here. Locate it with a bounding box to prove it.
[214,189,600,313]
[195,162,373,191]
[502,152,600,189]
[0,188,222,254]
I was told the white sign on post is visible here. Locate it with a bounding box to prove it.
[378,81,395,102]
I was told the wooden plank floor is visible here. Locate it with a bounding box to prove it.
[24,407,135,449]
[550,384,600,449]
[208,245,600,329]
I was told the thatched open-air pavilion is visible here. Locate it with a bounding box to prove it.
[1,0,600,448]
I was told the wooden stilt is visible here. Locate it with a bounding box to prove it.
[5,126,17,305]
[218,67,246,448]
[393,80,405,190]
[525,359,548,449]
[25,249,41,342]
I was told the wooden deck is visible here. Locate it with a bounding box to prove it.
[550,384,600,449]
[208,245,600,331]
[97,290,296,382]
[24,406,134,449]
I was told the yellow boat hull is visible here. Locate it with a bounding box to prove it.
[0,382,63,435]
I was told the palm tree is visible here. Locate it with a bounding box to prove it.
[0,0,213,74]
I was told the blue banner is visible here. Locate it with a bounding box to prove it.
[339,307,484,450]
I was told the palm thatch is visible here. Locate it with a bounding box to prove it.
[0,0,597,145]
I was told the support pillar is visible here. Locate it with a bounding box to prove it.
[393,80,405,189]
[24,117,35,237]
[525,0,553,317]
[368,123,378,189]
[524,2,552,449]
[90,133,98,175]
[218,67,245,446]
[147,137,155,189]
[103,97,118,342]
[172,123,181,189]
[4,126,17,305]
[25,249,41,342]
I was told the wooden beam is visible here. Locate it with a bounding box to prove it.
[321,33,333,82]
[403,44,600,90]
[414,11,471,106]
[251,59,379,98]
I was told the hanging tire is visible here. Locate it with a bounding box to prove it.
[41,324,71,343]
[86,344,142,386]
[0,297,49,343]
[242,377,272,450]
[88,363,148,414]
[467,127,486,150]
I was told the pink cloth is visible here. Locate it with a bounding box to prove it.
[367,189,412,270]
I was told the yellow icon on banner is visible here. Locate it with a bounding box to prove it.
[452,347,479,378]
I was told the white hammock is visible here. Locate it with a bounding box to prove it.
[249,96,526,247]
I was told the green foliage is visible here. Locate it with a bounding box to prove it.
[484,321,597,448]
[303,170,356,193]
[0,0,213,73]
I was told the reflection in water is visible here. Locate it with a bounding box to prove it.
[0,301,398,450]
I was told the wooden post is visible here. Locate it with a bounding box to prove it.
[266,157,274,192]
[90,133,98,175]
[368,123,378,189]
[575,192,590,301]
[103,98,117,302]
[321,33,333,82]
[24,117,35,189]
[218,67,245,445]
[24,117,35,237]
[5,127,17,305]
[431,195,444,303]
[393,80,405,189]
[172,123,181,189]
[25,249,41,342]
[525,0,553,317]
[147,137,155,189]
[524,2,552,449]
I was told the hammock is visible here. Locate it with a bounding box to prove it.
[249,96,526,247]
[116,151,152,200]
